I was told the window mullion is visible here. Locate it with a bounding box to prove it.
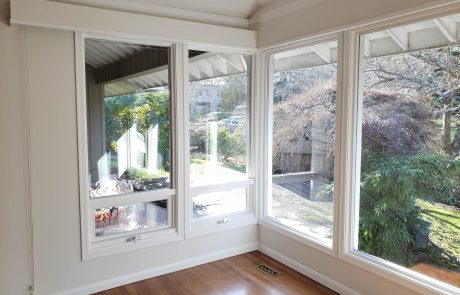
[171,42,189,239]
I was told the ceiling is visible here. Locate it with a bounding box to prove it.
[129,0,274,19]
[53,0,326,23]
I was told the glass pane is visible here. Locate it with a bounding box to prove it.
[269,41,338,246]
[193,188,247,218]
[85,39,171,198]
[95,200,168,237]
[188,51,250,186]
[358,14,460,288]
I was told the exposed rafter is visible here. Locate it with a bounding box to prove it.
[311,44,331,63]
[386,27,409,51]
[433,16,457,43]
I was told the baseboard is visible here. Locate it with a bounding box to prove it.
[52,242,258,295]
[258,244,360,295]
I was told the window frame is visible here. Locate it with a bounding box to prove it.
[76,33,257,258]
[75,32,186,259]
[184,44,257,238]
[259,33,343,257]
[339,6,460,295]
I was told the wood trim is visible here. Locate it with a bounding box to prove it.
[52,0,250,29]
[10,0,257,51]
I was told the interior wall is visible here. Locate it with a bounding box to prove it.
[253,0,453,48]
[254,1,459,295]
[259,226,422,295]
[0,0,33,294]
[24,25,257,295]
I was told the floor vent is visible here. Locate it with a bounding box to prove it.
[256,264,282,277]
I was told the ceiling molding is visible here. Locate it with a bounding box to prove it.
[249,0,325,25]
[50,0,250,28]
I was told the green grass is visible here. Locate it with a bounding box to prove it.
[222,161,246,173]
[417,199,460,262]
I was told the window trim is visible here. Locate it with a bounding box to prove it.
[75,32,184,260]
[185,44,257,238]
[339,5,460,295]
[259,33,342,257]
[76,33,257,258]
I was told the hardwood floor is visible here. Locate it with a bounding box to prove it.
[93,251,338,295]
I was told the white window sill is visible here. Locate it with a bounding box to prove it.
[188,212,257,238]
[340,251,460,295]
[84,228,181,260]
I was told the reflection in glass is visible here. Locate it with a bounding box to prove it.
[269,41,338,245]
[193,188,247,218]
[85,39,171,197]
[95,200,168,237]
[188,51,250,186]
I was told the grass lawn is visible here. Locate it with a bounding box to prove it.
[417,199,460,262]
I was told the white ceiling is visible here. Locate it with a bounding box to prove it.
[130,0,274,19]
[54,0,326,23]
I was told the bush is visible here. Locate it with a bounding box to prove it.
[217,127,245,161]
[359,152,460,266]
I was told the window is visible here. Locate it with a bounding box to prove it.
[188,49,254,233]
[266,40,338,247]
[79,37,179,257]
[77,36,256,256]
[352,13,460,291]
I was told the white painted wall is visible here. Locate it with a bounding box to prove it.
[24,26,258,295]
[259,226,422,295]
[2,0,459,294]
[253,0,455,48]
[254,1,459,295]
[0,0,33,294]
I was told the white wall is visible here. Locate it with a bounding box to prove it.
[2,0,459,294]
[24,26,258,295]
[253,0,453,48]
[254,1,458,295]
[0,0,33,294]
[259,227,421,295]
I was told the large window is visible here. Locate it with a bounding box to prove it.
[354,13,460,291]
[188,50,253,226]
[267,41,338,247]
[80,37,178,257]
[78,36,255,256]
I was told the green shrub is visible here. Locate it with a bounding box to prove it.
[359,152,460,266]
[217,127,245,161]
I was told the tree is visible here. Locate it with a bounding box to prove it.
[217,127,245,162]
[219,73,248,113]
[104,91,170,168]
[365,48,460,156]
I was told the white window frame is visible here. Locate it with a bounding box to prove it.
[185,44,257,238]
[76,33,257,258]
[75,32,186,259]
[259,33,343,257]
[339,5,460,295]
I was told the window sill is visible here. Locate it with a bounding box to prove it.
[340,250,460,295]
[83,228,181,260]
[188,212,257,238]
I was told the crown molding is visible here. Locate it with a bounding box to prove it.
[249,0,325,25]
[50,0,250,28]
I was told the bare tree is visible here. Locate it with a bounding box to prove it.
[365,47,460,156]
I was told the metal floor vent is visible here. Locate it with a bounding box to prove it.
[256,264,282,277]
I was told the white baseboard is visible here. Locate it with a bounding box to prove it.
[52,242,258,295]
[258,244,360,295]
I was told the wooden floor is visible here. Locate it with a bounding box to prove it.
[93,251,338,295]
